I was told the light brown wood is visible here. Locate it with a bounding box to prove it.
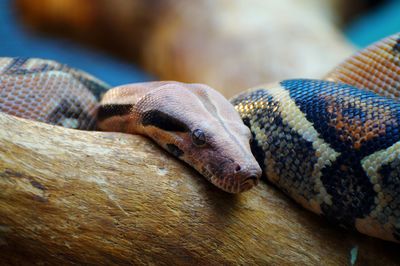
[0,112,398,265]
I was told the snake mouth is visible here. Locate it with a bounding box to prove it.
[240,175,259,192]
[199,163,260,193]
[209,173,258,193]
[200,166,238,193]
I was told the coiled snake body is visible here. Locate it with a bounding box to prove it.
[1,34,400,243]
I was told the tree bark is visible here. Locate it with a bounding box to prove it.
[0,112,398,265]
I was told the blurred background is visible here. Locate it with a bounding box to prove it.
[1,0,399,97]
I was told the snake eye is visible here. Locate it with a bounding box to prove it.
[191,129,206,146]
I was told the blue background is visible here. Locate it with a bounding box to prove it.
[0,0,152,86]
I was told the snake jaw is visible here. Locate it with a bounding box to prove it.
[240,175,259,191]
[142,129,255,194]
[200,160,261,193]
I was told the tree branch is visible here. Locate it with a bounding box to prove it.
[0,113,398,265]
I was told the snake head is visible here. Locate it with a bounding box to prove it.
[134,82,262,193]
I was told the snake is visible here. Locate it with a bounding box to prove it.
[0,33,399,243]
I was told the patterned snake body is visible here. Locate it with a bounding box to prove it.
[1,33,399,242]
[232,79,400,242]
[0,57,108,130]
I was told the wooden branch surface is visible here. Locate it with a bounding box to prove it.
[0,112,398,265]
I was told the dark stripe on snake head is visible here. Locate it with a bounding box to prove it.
[97,104,134,121]
[142,110,189,132]
[166,144,184,157]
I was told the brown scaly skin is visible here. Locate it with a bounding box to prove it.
[98,81,261,193]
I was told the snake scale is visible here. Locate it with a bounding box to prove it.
[1,33,399,243]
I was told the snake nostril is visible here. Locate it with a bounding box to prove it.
[234,164,241,172]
